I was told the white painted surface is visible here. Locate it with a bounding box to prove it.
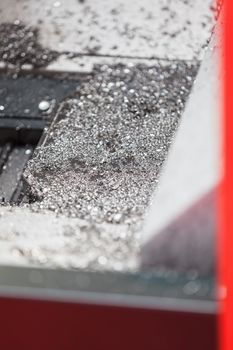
[0,0,214,60]
[142,37,221,244]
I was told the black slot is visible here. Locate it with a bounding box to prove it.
[0,72,80,204]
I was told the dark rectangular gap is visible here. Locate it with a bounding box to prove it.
[0,71,81,204]
[0,128,43,204]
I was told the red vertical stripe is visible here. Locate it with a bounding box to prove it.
[220,1,233,349]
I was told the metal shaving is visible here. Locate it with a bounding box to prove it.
[0,22,58,67]
[22,62,198,270]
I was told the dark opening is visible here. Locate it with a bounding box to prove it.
[0,72,80,204]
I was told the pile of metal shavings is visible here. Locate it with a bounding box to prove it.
[0,61,199,272]
[24,61,198,233]
[0,22,58,67]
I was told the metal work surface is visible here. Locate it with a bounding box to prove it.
[0,0,215,61]
[0,1,219,348]
[0,1,217,277]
